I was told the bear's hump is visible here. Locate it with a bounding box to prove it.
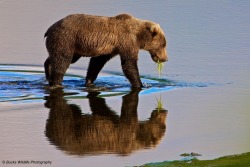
[114,14,133,20]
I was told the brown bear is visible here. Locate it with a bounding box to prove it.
[44,13,167,88]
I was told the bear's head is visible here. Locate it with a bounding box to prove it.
[139,23,168,63]
[148,24,168,63]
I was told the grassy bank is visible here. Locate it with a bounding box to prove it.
[136,152,250,167]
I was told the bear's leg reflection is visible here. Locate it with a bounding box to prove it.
[45,89,167,156]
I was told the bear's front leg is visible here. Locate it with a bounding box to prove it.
[120,57,143,88]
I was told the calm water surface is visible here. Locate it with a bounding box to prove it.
[0,1,250,167]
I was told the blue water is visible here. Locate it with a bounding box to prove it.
[0,64,216,103]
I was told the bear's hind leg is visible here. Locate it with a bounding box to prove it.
[49,56,72,88]
[85,54,113,86]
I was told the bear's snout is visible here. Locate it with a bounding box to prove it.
[150,48,168,63]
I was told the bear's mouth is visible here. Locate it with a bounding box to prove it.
[151,54,166,63]
[149,50,167,63]
[151,55,160,63]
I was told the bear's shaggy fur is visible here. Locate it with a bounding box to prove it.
[44,13,167,88]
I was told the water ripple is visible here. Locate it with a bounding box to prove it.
[0,65,211,103]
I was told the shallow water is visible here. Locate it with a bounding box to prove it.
[0,65,176,102]
[0,1,250,167]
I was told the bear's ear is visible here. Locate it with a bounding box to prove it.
[149,24,160,36]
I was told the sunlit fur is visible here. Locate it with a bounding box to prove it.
[44,13,167,88]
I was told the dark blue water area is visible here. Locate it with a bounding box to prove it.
[0,65,214,103]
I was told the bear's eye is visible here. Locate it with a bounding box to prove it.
[152,31,157,37]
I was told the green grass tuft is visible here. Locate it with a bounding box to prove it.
[156,61,164,78]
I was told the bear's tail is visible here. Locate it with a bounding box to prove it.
[44,24,54,38]
[44,27,52,38]
[44,31,48,38]
[44,19,63,39]
[44,27,53,38]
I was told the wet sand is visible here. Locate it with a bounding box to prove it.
[0,1,250,167]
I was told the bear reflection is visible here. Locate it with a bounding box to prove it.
[44,89,167,156]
